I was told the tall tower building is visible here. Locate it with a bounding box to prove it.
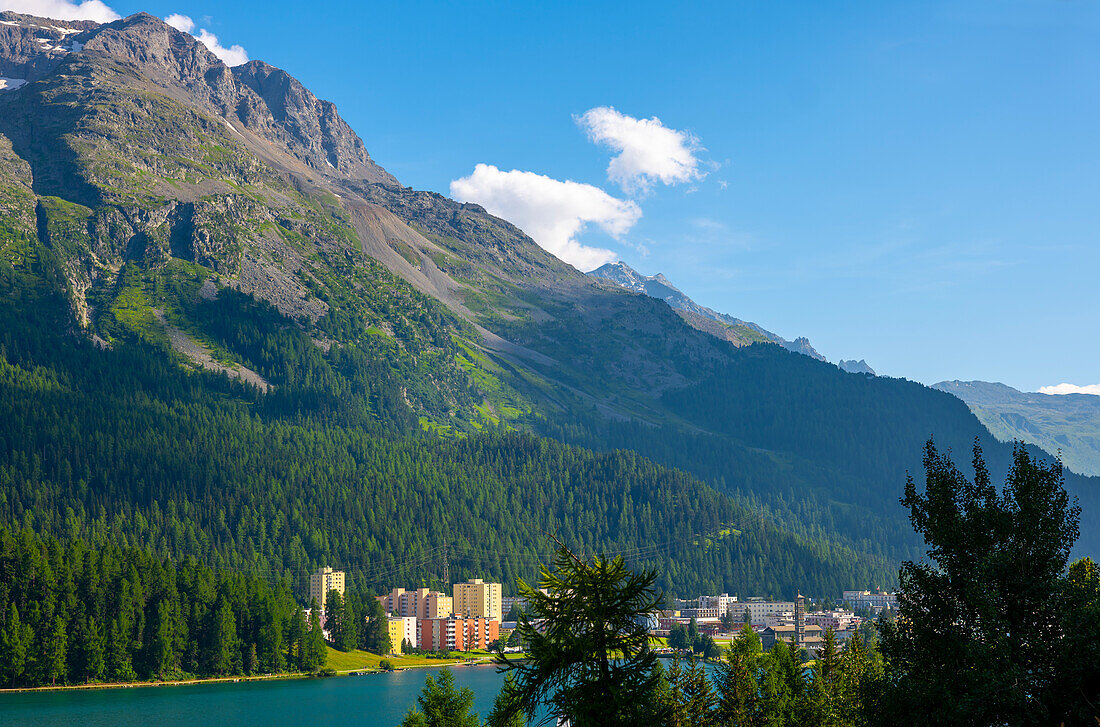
[794,593,806,647]
[309,566,346,609]
[453,578,503,621]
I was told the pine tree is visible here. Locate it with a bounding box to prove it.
[485,673,526,727]
[400,668,481,727]
[0,604,32,687]
[207,598,239,675]
[108,616,136,682]
[149,599,174,677]
[362,595,391,655]
[302,601,327,671]
[286,605,304,670]
[759,640,802,727]
[493,543,663,727]
[715,625,762,726]
[43,615,68,686]
[81,616,106,683]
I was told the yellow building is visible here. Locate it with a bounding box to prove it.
[309,566,346,609]
[426,591,453,618]
[387,618,405,654]
[379,588,452,619]
[453,578,502,621]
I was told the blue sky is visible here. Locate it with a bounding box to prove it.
[12,0,1100,392]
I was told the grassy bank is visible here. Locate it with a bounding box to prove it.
[325,646,496,673]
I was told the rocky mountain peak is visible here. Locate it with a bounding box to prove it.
[1,11,395,186]
[839,359,876,376]
[232,60,394,183]
[0,11,96,84]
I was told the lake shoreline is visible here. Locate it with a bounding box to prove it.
[0,656,503,695]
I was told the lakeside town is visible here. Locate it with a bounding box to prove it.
[306,566,897,658]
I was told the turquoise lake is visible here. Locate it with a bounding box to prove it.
[0,667,516,727]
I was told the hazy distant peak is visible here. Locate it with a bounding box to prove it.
[839,359,876,376]
[933,379,1100,476]
[589,261,826,361]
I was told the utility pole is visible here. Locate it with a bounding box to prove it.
[442,539,450,588]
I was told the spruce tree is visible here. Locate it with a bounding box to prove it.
[399,668,481,727]
[0,603,31,687]
[715,624,762,725]
[81,616,106,683]
[302,601,327,670]
[485,673,526,727]
[362,595,391,655]
[207,598,239,675]
[43,615,68,686]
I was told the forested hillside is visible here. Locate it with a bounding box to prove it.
[0,289,893,598]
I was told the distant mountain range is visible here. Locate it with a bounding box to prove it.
[933,381,1100,476]
[589,262,825,360]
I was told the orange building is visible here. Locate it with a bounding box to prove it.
[417,616,500,651]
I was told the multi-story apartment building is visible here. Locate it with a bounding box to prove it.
[739,598,796,626]
[387,618,405,654]
[387,615,417,652]
[842,590,898,613]
[309,567,345,609]
[379,588,453,619]
[678,607,719,620]
[699,593,740,617]
[805,610,860,631]
[417,616,500,652]
[501,596,528,618]
[453,578,503,621]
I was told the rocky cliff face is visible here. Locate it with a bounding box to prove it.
[1,12,395,185]
[0,12,96,83]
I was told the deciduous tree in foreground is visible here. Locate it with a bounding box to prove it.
[879,440,1091,726]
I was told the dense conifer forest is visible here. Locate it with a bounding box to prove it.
[0,265,894,604]
[0,526,328,687]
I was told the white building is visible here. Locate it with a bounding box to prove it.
[739,598,796,626]
[842,590,898,613]
[806,610,860,631]
[699,593,740,617]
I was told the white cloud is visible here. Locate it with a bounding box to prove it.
[165,13,248,66]
[164,13,193,32]
[1,0,119,22]
[450,163,641,271]
[577,106,703,194]
[1038,383,1100,396]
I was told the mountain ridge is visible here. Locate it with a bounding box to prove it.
[588,260,826,359]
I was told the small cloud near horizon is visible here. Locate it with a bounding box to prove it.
[576,107,703,194]
[1,0,118,22]
[450,163,640,271]
[1038,382,1100,396]
[166,13,248,66]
